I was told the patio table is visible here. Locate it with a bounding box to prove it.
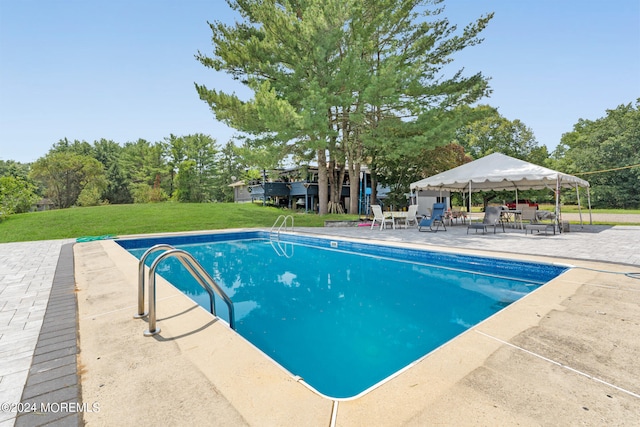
[501,209,523,229]
[391,211,408,229]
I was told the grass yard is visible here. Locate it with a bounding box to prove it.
[465,204,640,215]
[1,202,638,243]
[0,203,359,243]
[537,204,640,214]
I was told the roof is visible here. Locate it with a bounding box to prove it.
[410,153,589,193]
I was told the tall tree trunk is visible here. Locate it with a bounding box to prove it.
[317,148,328,215]
[370,161,379,210]
[328,157,336,209]
[346,132,363,215]
[333,164,346,214]
[348,162,361,215]
[327,159,345,214]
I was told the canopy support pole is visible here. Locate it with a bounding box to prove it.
[576,185,584,228]
[464,188,468,212]
[555,176,561,233]
[587,187,593,225]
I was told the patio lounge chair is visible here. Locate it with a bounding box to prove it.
[525,223,556,235]
[467,206,505,234]
[418,203,447,232]
[370,204,394,230]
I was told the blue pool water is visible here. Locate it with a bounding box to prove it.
[119,232,567,399]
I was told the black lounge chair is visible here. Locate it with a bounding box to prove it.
[467,206,505,234]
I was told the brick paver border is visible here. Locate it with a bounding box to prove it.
[16,243,81,427]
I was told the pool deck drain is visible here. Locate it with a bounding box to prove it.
[2,224,639,426]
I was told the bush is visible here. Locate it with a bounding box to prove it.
[131,183,168,203]
[76,185,103,207]
[0,176,39,215]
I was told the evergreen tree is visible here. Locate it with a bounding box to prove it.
[120,139,170,203]
[196,0,493,214]
[92,139,133,204]
[170,134,219,202]
[212,141,244,202]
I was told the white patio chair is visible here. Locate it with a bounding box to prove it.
[405,205,419,227]
[370,205,394,230]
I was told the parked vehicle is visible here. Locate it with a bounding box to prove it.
[506,200,538,210]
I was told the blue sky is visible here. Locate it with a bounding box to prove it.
[1,0,638,163]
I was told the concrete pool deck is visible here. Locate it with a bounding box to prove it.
[2,224,639,426]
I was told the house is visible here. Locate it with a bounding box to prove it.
[228,181,252,203]
[33,198,54,211]
[413,190,450,217]
[229,166,390,214]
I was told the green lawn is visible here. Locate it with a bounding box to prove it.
[2,202,638,244]
[537,204,640,214]
[467,204,640,215]
[0,203,359,243]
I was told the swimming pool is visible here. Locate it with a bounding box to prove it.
[118,231,568,399]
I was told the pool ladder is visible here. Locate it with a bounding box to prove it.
[270,215,295,257]
[270,214,294,240]
[135,244,235,336]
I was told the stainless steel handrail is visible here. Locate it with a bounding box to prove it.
[143,248,235,337]
[270,214,294,239]
[135,244,175,318]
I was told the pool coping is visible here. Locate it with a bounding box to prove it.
[31,228,640,425]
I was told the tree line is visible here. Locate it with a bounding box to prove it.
[550,100,640,209]
[0,134,246,218]
[1,98,637,220]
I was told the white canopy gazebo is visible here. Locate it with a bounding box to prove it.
[410,153,592,227]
